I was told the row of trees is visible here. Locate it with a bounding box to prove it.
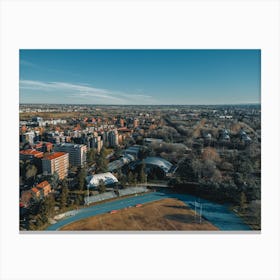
[87,147,108,172]
[169,145,260,206]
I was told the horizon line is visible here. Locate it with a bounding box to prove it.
[19,102,261,106]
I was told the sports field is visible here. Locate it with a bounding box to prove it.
[60,198,218,231]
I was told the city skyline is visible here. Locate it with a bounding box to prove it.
[20,49,261,105]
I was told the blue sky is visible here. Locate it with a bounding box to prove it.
[19,50,261,105]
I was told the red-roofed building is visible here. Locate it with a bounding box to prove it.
[31,187,41,198]
[36,180,51,196]
[42,152,69,180]
[20,149,44,160]
[21,181,52,206]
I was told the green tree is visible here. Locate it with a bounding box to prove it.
[116,170,127,187]
[176,158,197,182]
[20,160,26,179]
[138,146,149,160]
[119,173,127,187]
[133,173,138,186]
[128,171,134,185]
[97,179,106,193]
[50,172,59,189]
[240,192,247,211]
[201,160,216,179]
[60,185,69,210]
[45,195,55,217]
[37,199,48,224]
[61,178,68,188]
[25,164,37,180]
[96,147,108,173]
[191,159,202,180]
[138,162,146,183]
[87,148,97,165]
[114,146,123,158]
[74,195,83,206]
[77,167,86,191]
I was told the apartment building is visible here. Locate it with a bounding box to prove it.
[108,129,119,147]
[42,152,69,180]
[54,143,87,166]
[36,180,52,196]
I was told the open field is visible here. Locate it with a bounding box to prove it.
[60,198,218,231]
[20,111,89,120]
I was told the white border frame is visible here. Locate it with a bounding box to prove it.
[1,1,280,280]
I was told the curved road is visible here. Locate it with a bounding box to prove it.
[46,191,251,231]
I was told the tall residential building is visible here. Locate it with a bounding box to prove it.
[89,135,103,153]
[96,136,103,153]
[54,143,87,166]
[102,131,109,145]
[108,129,119,147]
[42,152,69,180]
[133,118,139,128]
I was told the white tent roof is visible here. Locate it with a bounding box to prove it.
[87,172,118,187]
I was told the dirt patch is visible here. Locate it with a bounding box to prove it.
[60,198,218,231]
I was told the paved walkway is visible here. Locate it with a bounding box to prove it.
[46,191,251,231]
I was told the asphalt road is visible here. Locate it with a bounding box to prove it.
[46,191,251,231]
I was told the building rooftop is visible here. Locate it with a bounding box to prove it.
[55,143,86,148]
[117,127,133,132]
[108,154,135,172]
[31,187,40,193]
[43,152,67,160]
[144,138,164,143]
[36,180,50,189]
[143,157,173,173]
[20,149,44,158]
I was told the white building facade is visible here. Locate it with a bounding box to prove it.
[54,143,87,166]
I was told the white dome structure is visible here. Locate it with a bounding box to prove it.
[87,172,118,188]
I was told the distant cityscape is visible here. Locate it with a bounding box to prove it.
[19,103,261,231]
[19,49,261,231]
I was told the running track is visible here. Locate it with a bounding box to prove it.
[46,191,251,231]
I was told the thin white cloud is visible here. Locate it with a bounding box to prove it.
[20,60,37,68]
[19,80,156,104]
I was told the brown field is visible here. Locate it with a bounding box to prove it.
[60,198,218,231]
[20,111,86,120]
